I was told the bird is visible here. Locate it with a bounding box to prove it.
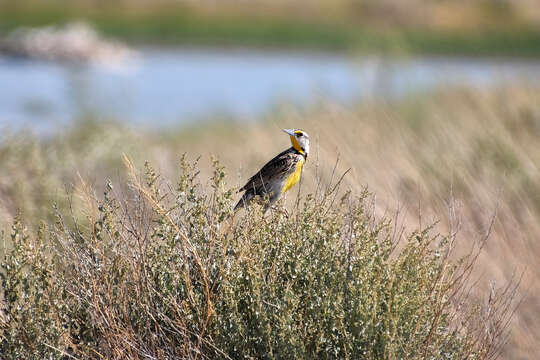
[235,129,310,211]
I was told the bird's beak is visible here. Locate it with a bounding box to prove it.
[282,129,296,136]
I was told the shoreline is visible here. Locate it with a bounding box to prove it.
[2,6,540,58]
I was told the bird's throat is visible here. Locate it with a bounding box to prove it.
[289,135,305,155]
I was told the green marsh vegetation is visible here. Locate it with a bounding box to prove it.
[2,0,540,56]
[0,85,534,357]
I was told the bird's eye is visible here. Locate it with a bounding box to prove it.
[296,132,303,137]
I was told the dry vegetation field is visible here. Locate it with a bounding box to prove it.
[0,84,538,358]
[2,1,540,358]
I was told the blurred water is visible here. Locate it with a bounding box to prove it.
[1,47,540,133]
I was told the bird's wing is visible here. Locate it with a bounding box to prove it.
[239,148,297,193]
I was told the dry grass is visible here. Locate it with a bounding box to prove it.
[0,84,538,358]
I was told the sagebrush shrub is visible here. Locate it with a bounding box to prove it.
[0,157,514,359]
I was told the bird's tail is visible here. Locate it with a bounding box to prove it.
[234,199,244,211]
[234,192,252,211]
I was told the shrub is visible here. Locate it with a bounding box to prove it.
[0,156,516,359]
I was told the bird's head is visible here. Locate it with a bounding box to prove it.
[283,129,310,158]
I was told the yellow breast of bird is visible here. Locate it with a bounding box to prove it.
[282,158,305,193]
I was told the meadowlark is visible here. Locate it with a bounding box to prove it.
[235,129,310,211]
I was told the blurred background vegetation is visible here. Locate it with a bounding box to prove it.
[1,0,540,55]
[1,0,540,359]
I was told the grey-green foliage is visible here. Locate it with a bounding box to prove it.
[213,196,464,359]
[0,157,508,359]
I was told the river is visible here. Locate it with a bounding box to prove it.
[1,47,540,133]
